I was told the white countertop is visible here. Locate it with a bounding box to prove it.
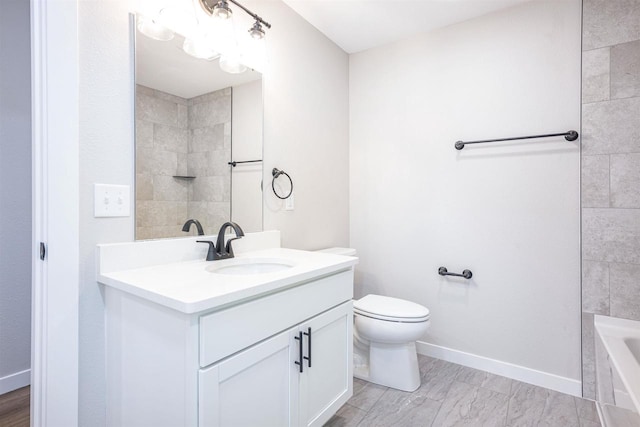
[98,247,358,314]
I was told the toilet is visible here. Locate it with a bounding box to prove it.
[317,248,431,392]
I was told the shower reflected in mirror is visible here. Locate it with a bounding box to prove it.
[133,14,263,240]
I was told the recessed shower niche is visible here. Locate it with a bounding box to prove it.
[134,17,263,240]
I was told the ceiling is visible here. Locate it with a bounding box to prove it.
[281,0,533,54]
[136,32,261,99]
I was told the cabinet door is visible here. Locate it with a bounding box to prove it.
[298,302,353,427]
[199,329,298,427]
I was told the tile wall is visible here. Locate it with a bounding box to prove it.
[581,0,640,399]
[186,88,232,237]
[135,85,231,239]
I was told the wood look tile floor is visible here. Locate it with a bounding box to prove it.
[0,386,29,427]
[325,356,602,427]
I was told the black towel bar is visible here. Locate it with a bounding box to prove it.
[228,159,262,167]
[455,130,578,150]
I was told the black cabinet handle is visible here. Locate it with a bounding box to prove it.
[294,331,304,373]
[303,327,312,368]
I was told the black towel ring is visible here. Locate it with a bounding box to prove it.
[272,168,293,199]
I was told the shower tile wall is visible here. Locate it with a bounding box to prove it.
[581,0,640,399]
[135,85,189,239]
[186,88,232,236]
[135,85,231,239]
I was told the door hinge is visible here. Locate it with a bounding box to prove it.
[40,242,46,260]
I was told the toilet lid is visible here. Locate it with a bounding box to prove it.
[354,294,430,322]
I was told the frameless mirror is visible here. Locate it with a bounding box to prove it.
[134,16,263,240]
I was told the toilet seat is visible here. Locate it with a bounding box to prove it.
[354,295,430,323]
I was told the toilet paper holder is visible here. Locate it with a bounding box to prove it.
[438,267,473,279]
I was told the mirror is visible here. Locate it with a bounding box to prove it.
[134,17,263,240]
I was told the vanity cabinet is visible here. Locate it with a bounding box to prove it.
[199,302,352,427]
[297,303,352,427]
[104,268,354,427]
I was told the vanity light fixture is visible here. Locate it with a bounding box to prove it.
[199,0,271,39]
[137,0,270,74]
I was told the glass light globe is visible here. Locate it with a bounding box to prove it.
[158,7,198,38]
[183,39,219,60]
[136,15,174,41]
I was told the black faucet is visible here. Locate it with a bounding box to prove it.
[182,219,204,236]
[197,221,245,261]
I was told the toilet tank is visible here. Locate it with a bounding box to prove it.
[316,247,357,256]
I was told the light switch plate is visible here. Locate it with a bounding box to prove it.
[285,193,294,211]
[94,184,130,217]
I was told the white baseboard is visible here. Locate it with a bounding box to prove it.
[416,341,582,397]
[0,369,30,395]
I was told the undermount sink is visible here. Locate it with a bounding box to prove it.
[206,258,296,275]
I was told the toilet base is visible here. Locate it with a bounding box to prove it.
[353,340,421,392]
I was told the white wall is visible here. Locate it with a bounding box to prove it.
[256,0,350,250]
[78,2,135,424]
[350,1,582,388]
[0,0,32,394]
[76,1,349,425]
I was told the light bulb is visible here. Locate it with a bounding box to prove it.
[202,12,236,56]
[248,21,265,40]
[212,0,232,19]
[136,15,174,41]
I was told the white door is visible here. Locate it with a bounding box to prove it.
[199,328,297,427]
[298,302,353,427]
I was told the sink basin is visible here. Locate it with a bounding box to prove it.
[206,258,296,275]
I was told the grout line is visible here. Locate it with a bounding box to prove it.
[572,394,581,423]
[582,206,640,211]
[607,261,611,317]
[505,386,514,426]
[608,154,611,208]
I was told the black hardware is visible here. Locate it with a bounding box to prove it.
[182,219,204,236]
[272,168,293,200]
[303,327,312,368]
[215,222,245,260]
[200,0,271,29]
[228,159,262,167]
[454,130,579,150]
[196,222,245,261]
[173,175,196,180]
[294,331,304,373]
[228,0,271,28]
[39,242,46,261]
[196,241,217,261]
[438,267,473,279]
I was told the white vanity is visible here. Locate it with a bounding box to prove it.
[98,231,357,427]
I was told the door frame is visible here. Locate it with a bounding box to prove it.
[31,0,80,425]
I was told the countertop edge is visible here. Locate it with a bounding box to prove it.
[99,258,357,315]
